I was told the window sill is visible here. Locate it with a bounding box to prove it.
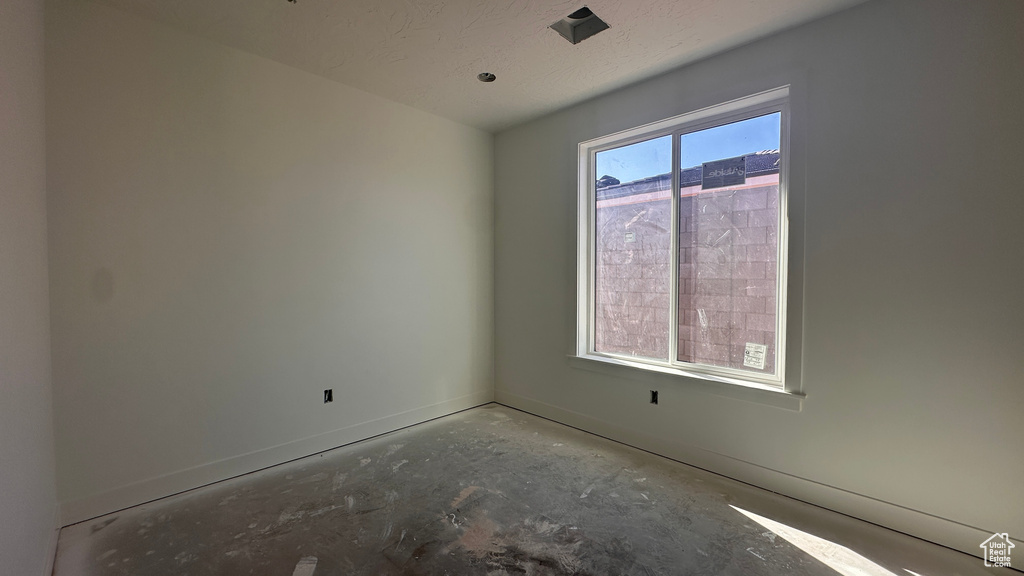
[567,354,804,411]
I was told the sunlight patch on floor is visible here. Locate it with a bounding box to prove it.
[732,506,899,576]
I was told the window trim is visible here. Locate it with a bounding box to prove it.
[575,86,803,403]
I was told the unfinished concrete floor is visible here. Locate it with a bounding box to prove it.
[54,404,995,576]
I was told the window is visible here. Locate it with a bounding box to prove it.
[576,87,795,392]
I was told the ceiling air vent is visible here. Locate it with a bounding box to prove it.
[550,7,609,45]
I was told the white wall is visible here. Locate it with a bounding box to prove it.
[47,0,493,523]
[0,0,59,573]
[495,0,1023,556]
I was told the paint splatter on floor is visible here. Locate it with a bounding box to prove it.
[52,406,993,576]
[290,556,317,576]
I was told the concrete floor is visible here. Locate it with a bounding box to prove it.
[54,404,996,575]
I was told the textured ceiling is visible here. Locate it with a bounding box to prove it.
[89,0,865,132]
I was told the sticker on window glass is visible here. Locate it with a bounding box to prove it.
[702,156,746,189]
[624,231,636,243]
[743,343,767,370]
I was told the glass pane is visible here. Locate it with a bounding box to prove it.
[594,135,672,360]
[677,113,781,374]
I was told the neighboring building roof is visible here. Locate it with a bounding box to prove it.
[597,150,780,200]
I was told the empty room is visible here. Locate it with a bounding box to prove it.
[1,0,1021,574]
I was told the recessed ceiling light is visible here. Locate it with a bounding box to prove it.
[477,72,496,83]
[551,6,609,45]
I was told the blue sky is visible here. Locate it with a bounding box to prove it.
[596,112,780,184]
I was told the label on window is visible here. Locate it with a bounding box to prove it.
[743,342,767,370]
[624,231,636,243]
[702,156,746,189]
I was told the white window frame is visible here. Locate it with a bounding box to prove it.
[575,86,803,403]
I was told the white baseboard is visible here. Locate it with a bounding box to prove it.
[59,391,493,527]
[495,390,1004,560]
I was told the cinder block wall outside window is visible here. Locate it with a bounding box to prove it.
[595,155,779,373]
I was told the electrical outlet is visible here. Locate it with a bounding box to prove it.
[324,389,333,403]
[650,390,658,405]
